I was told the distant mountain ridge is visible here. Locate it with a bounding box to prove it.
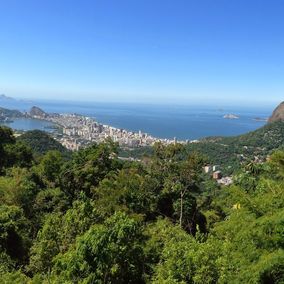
[268,101,284,123]
[0,105,49,119]
[0,94,14,100]
[0,106,24,118]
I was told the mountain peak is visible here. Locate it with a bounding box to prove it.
[268,101,284,123]
[29,106,48,118]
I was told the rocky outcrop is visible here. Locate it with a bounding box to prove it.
[29,106,48,118]
[268,102,284,123]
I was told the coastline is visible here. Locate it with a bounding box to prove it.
[31,112,189,151]
[0,99,269,142]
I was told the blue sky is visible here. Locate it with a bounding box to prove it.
[0,0,283,105]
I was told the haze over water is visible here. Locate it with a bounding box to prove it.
[0,98,271,140]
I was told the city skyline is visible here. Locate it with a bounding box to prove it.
[0,0,283,105]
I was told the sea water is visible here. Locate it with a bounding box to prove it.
[0,98,272,140]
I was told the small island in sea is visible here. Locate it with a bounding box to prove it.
[223,114,239,119]
[253,117,268,122]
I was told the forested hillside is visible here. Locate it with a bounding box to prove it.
[0,126,283,283]
[18,130,71,157]
[186,121,284,174]
[0,107,24,118]
[120,121,284,175]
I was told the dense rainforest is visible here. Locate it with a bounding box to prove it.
[0,125,283,283]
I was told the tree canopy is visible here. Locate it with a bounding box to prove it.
[0,125,283,283]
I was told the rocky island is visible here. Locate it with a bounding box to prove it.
[223,113,239,119]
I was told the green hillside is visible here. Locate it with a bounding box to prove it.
[120,122,284,174]
[17,130,70,157]
[0,125,283,283]
[0,106,24,118]
[187,121,284,174]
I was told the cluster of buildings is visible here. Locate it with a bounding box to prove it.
[26,108,236,187]
[204,164,233,186]
[40,113,188,151]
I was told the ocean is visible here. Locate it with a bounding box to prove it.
[0,98,272,140]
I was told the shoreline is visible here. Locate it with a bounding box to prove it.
[0,103,269,147]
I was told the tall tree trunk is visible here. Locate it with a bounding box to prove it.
[179,190,184,227]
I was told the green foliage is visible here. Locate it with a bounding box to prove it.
[60,140,121,199]
[0,270,30,284]
[0,127,34,172]
[94,167,157,220]
[38,150,64,185]
[17,130,70,157]
[0,168,41,219]
[33,187,69,222]
[146,219,221,284]
[0,205,30,266]
[121,122,284,175]
[0,126,15,145]
[185,121,284,175]
[4,142,33,168]
[269,150,284,178]
[0,107,24,118]
[52,212,144,283]
[0,126,16,171]
[0,126,283,283]
[29,197,99,274]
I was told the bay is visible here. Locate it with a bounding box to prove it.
[0,118,56,133]
[0,98,272,140]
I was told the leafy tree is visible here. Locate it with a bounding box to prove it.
[0,205,30,266]
[0,126,16,171]
[150,220,222,284]
[0,168,41,221]
[269,150,284,178]
[0,126,15,145]
[4,142,33,169]
[52,212,145,283]
[0,270,30,284]
[33,187,69,223]
[29,196,99,274]
[60,140,121,199]
[150,146,206,233]
[38,150,64,185]
[94,167,159,220]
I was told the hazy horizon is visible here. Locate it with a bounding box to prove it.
[0,94,272,140]
[1,93,279,110]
